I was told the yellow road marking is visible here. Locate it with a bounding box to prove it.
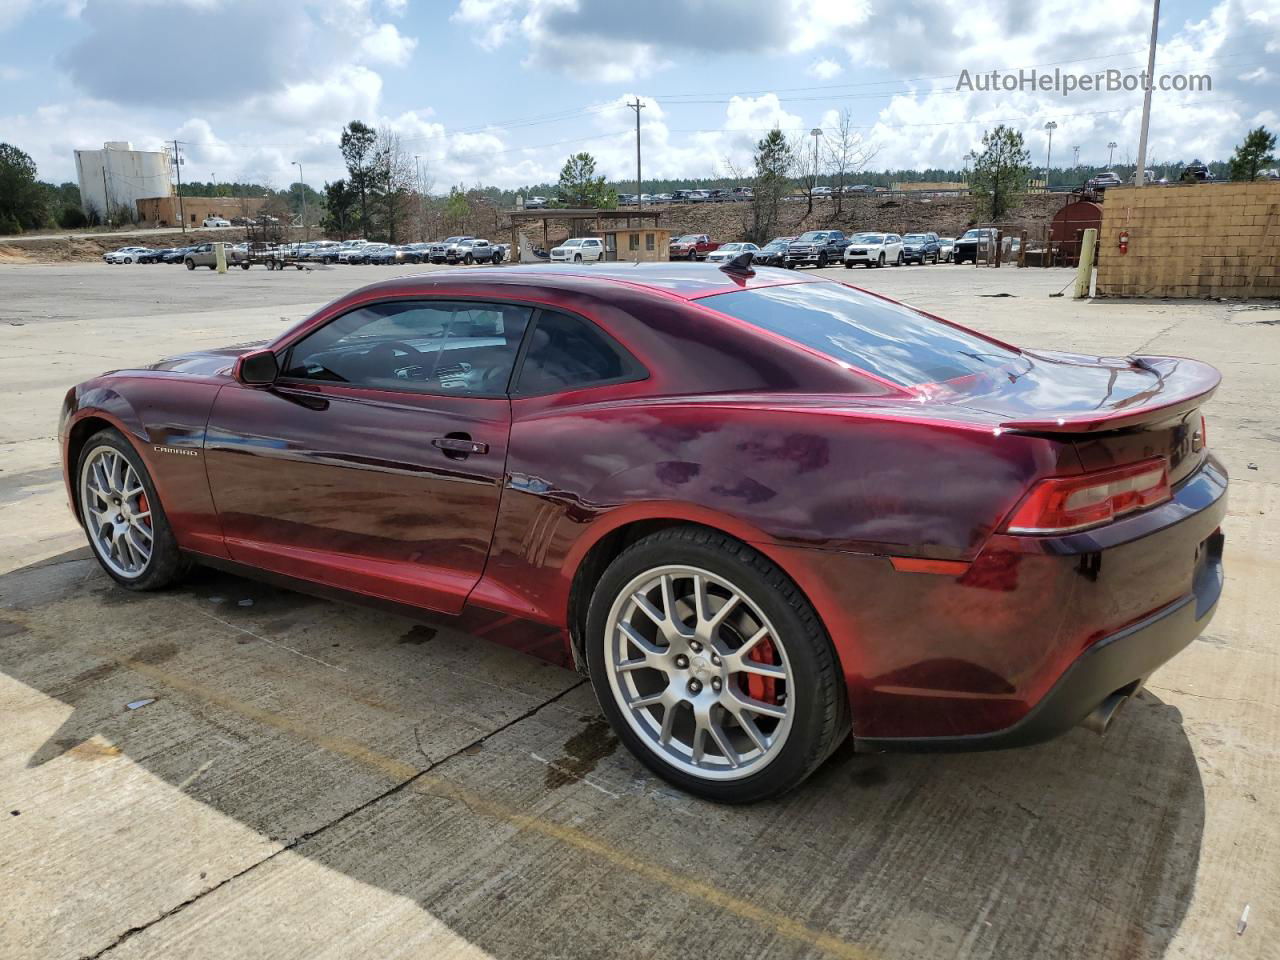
[123,656,872,959]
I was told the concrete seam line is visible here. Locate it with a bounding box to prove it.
[102,657,872,958]
[79,660,585,959]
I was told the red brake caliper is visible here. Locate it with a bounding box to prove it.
[745,637,779,704]
[137,492,150,527]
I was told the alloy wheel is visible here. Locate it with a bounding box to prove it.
[604,565,794,781]
[79,445,153,579]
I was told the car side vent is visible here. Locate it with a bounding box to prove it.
[720,251,755,275]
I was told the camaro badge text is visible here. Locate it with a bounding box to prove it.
[153,445,199,457]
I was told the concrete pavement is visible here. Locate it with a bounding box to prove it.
[1,261,1276,959]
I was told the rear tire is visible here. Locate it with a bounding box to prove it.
[76,429,189,591]
[586,526,849,804]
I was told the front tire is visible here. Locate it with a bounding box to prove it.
[876,252,886,267]
[586,526,848,803]
[76,429,188,591]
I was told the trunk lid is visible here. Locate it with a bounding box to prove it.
[941,350,1218,486]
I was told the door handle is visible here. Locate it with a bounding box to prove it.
[432,436,488,456]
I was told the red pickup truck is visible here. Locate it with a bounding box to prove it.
[669,233,721,261]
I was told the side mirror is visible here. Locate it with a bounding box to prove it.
[236,349,279,386]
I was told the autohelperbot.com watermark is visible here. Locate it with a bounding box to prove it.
[956,68,1212,97]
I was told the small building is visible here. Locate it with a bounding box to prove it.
[505,207,664,261]
[75,141,172,220]
[136,195,269,227]
[593,226,672,262]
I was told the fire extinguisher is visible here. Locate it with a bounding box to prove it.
[1118,230,1129,255]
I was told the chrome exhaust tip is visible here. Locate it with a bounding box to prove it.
[1082,685,1139,736]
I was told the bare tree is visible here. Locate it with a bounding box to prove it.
[374,126,416,244]
[825,110,877,217]
[791,131,824,219]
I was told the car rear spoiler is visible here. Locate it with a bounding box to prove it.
[998,356,1221,433]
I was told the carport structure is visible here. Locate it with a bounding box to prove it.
[507,207,663,261]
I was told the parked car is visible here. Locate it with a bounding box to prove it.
[102,246,153,264]
[136,248,166,264]
[428,236,472,263]
[706,189,730,202]
[669,234,720,261]
[304,241,342,263]
[937,237,956,262]
[183,242,244,270]
[785,230,849,268]
[550,237,605,262]
[348,243,390,264]
[337,240,370,263]
[901,232,942,265]
[653,193,674,204]
[753,237,795,267]
[687,190,711,203]
[364,244,402,265]
[729,186,754,201]
[1180,160,1212,182]
[1085,172,1124,192]
[524,196,548,209]
[229,216,253,226]
[704,242,760,264]
[61,263,1227,802]
[812,186,834,197]
[952,228,999,264]
[395,243,432,264]
[448,238,502,264]
[842,233,906,268]
[202,217,231,228]
[618,193,638,206]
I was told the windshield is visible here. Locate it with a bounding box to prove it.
[962,230,982,239]
[562,239,584,246]
[796,232,827,241]
[903,235,926,242]
[856,235,884,244]
[720,244,743,252]
[703,281,1022,387]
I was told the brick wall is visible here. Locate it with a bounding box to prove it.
[1096,182,1280,298]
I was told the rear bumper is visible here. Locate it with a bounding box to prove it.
[856,527,1224,752]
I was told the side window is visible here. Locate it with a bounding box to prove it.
[515,310,645,396]
[629,233,640,251]
[281,300,532,396]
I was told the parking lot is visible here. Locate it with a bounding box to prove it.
[2,261,1277,959]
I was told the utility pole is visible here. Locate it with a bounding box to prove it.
[628,98,644,209]
[292,161,308,241]
[414,154,426,241]
[1135,0,1160,188]
[1043,121,1057,191]
[1107,141,1118,168]
[172,139,186,234]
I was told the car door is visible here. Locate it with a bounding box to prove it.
[203,298,533,614]
[584,239,604,261]
[887,235,903,260]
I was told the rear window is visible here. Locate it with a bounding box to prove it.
[703,281,1021,387]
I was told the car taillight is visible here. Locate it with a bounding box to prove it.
[1003,458,1172,535]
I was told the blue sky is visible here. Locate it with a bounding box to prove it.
[1,0,1275,192]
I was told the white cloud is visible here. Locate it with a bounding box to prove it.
[807,58,843,80]
[360,22,416,66]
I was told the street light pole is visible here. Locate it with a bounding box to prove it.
[1043,121,1057,191]
[1107,141,1118,168]
[1135,0,1161,188]
[291,161,308,241]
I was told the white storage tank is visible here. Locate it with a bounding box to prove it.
[75,141,173,221]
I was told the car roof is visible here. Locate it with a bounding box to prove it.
[353,262,825,301]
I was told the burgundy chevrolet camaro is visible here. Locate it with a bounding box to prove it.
[60,260,1226,802]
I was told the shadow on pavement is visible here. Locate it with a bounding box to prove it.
[0,550,1204,959]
